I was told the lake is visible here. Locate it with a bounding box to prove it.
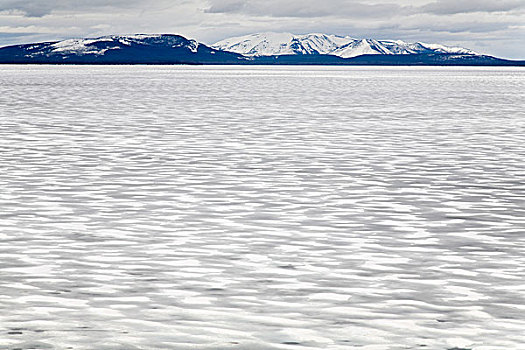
[0,65,524,349]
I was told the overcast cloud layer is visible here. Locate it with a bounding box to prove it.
[0,0,524,59]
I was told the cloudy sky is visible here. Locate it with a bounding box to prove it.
[0,0,524,58]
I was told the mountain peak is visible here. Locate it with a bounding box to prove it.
[213,32,359,57]
[213,32,478,58]
[44,34,201,56]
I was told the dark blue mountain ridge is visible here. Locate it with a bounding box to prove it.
[0,34,248,64]
[0,33,523,66]
[253,53,525,66]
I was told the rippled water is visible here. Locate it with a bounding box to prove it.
[1,65,524,350]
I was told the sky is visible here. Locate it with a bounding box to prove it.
[0,0,524,59]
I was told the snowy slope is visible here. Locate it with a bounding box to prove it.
[0,34,246,64]
[211,32,357,56]
[213,33,478,58]
[23,34,200,58]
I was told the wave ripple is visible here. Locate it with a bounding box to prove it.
[1,66,524,350]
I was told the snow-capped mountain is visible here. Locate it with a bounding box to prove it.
[213,32,478,58]
[0,32,521,65]
[0,34,246,64]
[45,34,200,56]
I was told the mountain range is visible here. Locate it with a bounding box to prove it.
[0,33,523,66]
[212,32,478,58]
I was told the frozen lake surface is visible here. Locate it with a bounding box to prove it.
[0,65,524,350]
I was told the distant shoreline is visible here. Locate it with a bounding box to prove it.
[1,62,524,66]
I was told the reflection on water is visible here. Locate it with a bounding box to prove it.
[0,65,524,350]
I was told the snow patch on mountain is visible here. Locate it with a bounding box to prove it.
[418,42,475,55]
[23,34,201,57]
[213,33,479,58]
[51,38,119,56]
[212,32,355,57]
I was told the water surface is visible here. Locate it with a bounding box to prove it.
[1,66,524,350]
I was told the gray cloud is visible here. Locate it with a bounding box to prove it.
[0,0,146,17]
[205,0,245,14]
[420,0,525,15]
[205,0,404,18]
[205,0,525,17]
